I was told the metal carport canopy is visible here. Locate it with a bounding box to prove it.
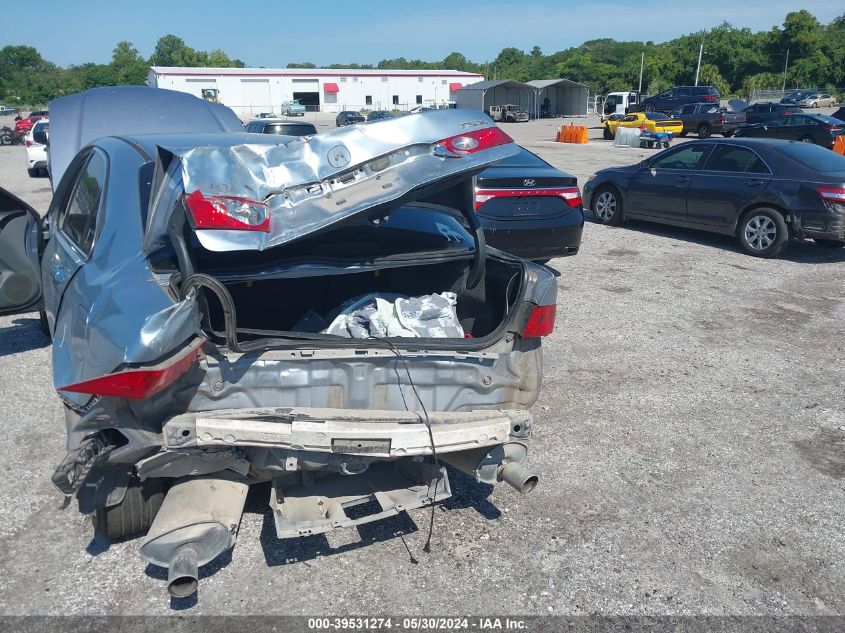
[527,79,589,118]
[454,80,535,116]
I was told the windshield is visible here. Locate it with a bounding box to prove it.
[647,112,670,120]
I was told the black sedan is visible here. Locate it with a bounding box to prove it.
[367,110,392,122]
[336,111,365,127]
[474,147,584,262]
[583,139,845,258]
[734,113,844,149]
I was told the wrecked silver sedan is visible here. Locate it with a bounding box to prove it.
[0,87,559,597]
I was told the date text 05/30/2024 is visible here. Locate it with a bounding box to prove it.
[307,617,528,630]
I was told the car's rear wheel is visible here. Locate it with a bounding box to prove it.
[799,136,815,144]
[644,104,655,113]
[592,187,623,225]
[738,208,789,258]
[814,238,845,248]
[697,124,711,138]
[603,126,613,140]
[92,476,167,540]
[27,168,38,178]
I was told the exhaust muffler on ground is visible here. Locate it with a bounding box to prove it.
[439,442,538,493]
[139,476,249,598]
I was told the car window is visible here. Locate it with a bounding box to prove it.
[264,124,316,136]
[59,151,107,256]
[779,143,845,173]
[651,144,711,170]
[622,115,638,122]
[814,114,842,125]
[647,112,669,120]
[705,145,770,174]
[495,148,552,168]
[678,87,692,96]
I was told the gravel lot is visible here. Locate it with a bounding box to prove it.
[0,114,843,616]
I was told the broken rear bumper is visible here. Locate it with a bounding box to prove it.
[162,406,531,457]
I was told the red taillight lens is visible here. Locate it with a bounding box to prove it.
[59,344,202,400]
[818,186,845,203]
[522,304,556,338]
[436,127,513,155]
[704,95,716,102]
[474,187,582,210]
[185,190,271,232]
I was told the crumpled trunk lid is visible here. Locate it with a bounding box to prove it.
[144,110,518,253]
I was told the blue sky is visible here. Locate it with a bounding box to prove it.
[15,0,845,67]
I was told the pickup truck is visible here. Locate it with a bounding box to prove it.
[670,103,745,138]
[282,100,306,116]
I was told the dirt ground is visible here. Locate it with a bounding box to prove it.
[0,114,842,616]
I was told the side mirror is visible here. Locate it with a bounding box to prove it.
[33,130,48,145]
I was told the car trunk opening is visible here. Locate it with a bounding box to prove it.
[198,256,524,348]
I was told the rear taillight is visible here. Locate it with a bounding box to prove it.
[704,95,716,102]
[59,344,202,400]
[719,113,726,123]
[185,190,271,232]
[522,304,556,338]
[818,186,845,203]
[824,125,842,132]
[474,186,582,210]
[435,127,513,155]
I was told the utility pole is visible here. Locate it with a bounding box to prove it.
[781,48,790,92]
[694,36,704,86]
[638,51,644,93]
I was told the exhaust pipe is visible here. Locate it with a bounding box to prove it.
[440,442,538,493]
[139,476,249,598]
[499,461,538,494]
[167,545,199,598]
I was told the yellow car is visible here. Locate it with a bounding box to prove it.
[603,112,684,139]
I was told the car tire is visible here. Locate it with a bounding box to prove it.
[697,124,711,138]
[0,133,11,146]
[813,102,819,108]
[737,208,789,258]
[592,186,624,226]
[27,168,38,178]
[722,130,735,138]
[92,476,167,540]
[644,104,655,113]
[814,238,845,248]
[603,126,613,140]
[799,136,815,144]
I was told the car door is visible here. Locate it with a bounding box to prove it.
[624,143,713,220]
[39,149,108,331]
[686,145,772,227]
[0,187,43,317]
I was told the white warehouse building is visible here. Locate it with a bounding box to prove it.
[147,67,485,116]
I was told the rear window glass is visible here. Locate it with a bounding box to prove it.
[812,114,843,126]
[779,143,845,172]
[264,124,316,136]
[495,148,550,168]
[647,112,669,120]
